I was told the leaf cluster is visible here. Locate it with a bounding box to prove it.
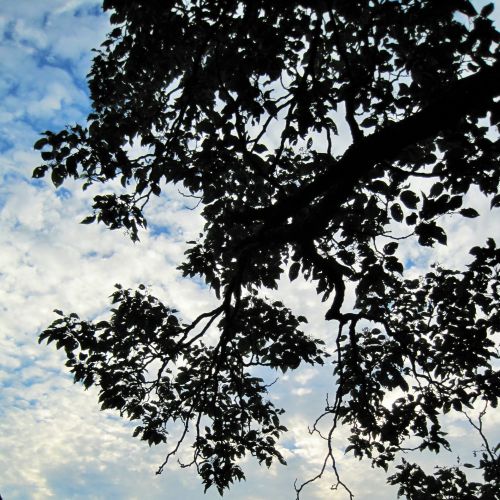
[40,287,326,493]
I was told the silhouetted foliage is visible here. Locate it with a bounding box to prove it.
[35,0,499,497]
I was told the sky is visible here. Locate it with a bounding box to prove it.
[0,1,498,499]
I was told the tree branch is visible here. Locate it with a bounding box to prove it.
[300,239,351,320]
[234,61,500,232]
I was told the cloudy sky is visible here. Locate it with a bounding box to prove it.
[0,1,498,499]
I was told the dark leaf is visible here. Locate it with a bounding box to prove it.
[34,138,48,150]
[459,208,479,218]
[32,166,48,178]
[480,3,494,17]
[383,242,399,255]
[400,190,419,209]
[390,203,404,222]
[81,215,96,224]
[41,151,54,161]
[490,194,500,208]
[289,262,300,282]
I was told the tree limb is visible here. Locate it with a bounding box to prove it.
[234,61,500,232]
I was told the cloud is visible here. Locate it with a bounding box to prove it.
[1,1,498,499]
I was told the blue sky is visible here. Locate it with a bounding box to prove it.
[0,1,499,499]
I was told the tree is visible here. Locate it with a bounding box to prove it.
[34,0,500,497]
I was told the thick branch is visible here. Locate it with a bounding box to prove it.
[329,12,363,143]
[235,61,500,231]
[300,240,350,320]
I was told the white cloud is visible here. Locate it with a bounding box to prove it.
[292,387,313,397]
[1,1,499,499]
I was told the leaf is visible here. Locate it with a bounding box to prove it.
[51,169,65,187]
[490,194,500,208]
[415,222,447,246]
[429,182,444,198]
[406,212,418,225]
[433,226,447,245]
[253,143,268,154]
[448,195,463,211]
[480,3,494,17]
[34,137,48,150]
[66,156,78,176]
[361,117,377,128]
[390,203,404,222]
[385,257,404,274]
[459,208,479,218]
[400,190,419,209]
[38,331,51,344]
[289,262,300,282]
[32,166,48,178]
[371,180,390,195]
[41,151,54,161]
[81,215,96,224]
[457,0,477,17]
[383,242,398,255]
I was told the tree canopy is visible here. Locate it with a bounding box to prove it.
[34,0,500,497]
